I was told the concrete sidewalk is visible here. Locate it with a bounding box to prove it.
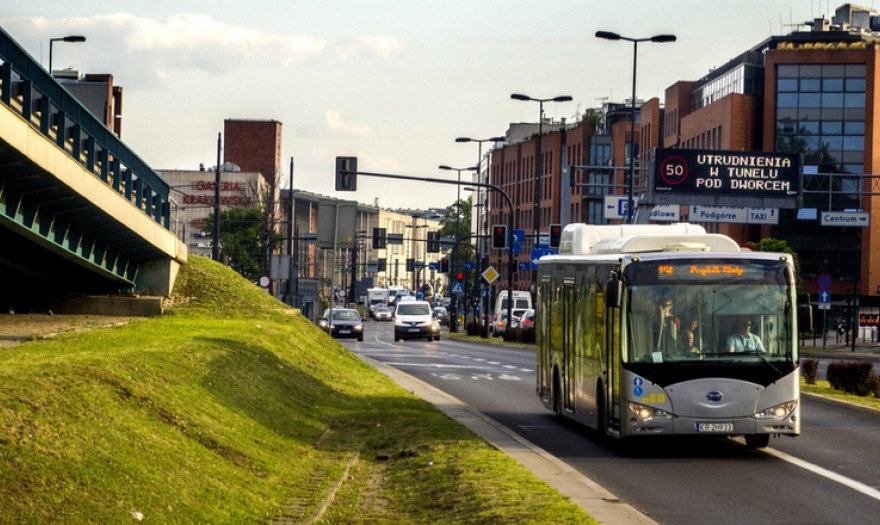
[359,355,657,525]
[801,337,880,361]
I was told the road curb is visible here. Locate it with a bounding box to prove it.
[358,354,657,525]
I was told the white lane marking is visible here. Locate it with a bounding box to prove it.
[762,446,880,502]
[384,362,497,370]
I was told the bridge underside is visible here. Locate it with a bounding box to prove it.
[0,107,186,312]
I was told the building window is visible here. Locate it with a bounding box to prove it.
[775,63,865,173]
[774,61,866,283]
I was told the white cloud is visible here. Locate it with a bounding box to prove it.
[324,110,376,138]
[3,13,327,85]
[333,36,404,60]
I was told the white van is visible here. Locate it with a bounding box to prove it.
[394,300,439,342]
[495,290,532,315]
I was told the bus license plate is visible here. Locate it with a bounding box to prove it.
[696,422,734,433]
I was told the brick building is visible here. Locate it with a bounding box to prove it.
[487,3,880,317]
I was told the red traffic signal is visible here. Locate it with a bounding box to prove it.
[492,224,507,249]
[440,258,449,273]
[457,272,464,280]
[549,223,562,248]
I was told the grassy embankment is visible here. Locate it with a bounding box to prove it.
[0,255,594,524]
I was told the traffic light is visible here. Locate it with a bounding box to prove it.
[440,258,449,273]
[426,231,440,253]
[372,227,386,249]
[492,224,507,249]
[457,272,464,281]
[549,223,562,249]
[377,258,387,272]
[406,258,415,272]
[335,156,357,191]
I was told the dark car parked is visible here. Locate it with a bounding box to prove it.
[319,308,364,341]
[511,309,536,342]
[432,306,449,324]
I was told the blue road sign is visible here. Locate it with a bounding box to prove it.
[819,290,831,304]
[463,261,475,270]
[513,229,525,243]
[451,282,464,295]
[818,273,832,290]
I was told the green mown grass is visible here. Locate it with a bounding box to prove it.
[0,255,594,524]
[801,378,880,410]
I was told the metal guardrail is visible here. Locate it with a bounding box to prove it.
[0,25,170,229]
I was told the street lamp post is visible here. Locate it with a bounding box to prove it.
[48,35,86,74]
[406,221,427,292]
[510,94,571,287]
[439,164,478,333]
[456,136,505,338]
[595,31,676,224]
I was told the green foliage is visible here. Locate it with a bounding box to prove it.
[439,197,475,263]
[580,107,604,129]
[801,358,819,385]
[827,360,874,396]
[200,207,283,282]
[0,255,594,523]
[746,237,801,283]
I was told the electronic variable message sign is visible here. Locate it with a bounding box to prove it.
[651,148,801,209]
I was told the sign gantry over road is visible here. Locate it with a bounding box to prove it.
[648,148,802,211]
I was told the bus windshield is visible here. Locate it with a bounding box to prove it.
[624,258,795,365]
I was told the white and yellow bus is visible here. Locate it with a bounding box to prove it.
[536,223,807,448]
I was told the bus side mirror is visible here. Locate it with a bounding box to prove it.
[798,303,813,333]
[796,292,813,333]
[606,277,622,308]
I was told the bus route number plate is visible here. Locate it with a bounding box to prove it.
[696,422,734,433]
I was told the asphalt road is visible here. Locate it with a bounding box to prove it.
[344,320,880,524]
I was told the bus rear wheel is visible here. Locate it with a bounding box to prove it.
[745,434,770,448]
[552,371,563,416]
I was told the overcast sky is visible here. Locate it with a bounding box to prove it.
[1,0,855,209]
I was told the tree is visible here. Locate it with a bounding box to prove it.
[200,206,282,282]
[439,197,474,262]
[746,237,801,284]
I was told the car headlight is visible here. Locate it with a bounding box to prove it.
[319,320,328,328]
[354,324,363,331]
[628,402,674,422]
[754,400,797,420]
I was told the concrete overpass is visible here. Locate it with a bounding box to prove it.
[0,26,186,313]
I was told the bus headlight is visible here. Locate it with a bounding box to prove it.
[628,402,673,422]
[754,400,797,420]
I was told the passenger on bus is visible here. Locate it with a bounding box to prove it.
[655,297,679,353]
[679,329,700,357]
[725,317,766,353]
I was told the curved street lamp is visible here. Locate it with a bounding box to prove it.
[439,164,478,332]
[49,35,86,74]
[456,136,506,337]
[510,94,572,283]
[595,31,676,223]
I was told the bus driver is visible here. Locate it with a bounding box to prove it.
[726,317,766,353]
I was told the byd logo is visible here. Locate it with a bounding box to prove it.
[706,391,724,402]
